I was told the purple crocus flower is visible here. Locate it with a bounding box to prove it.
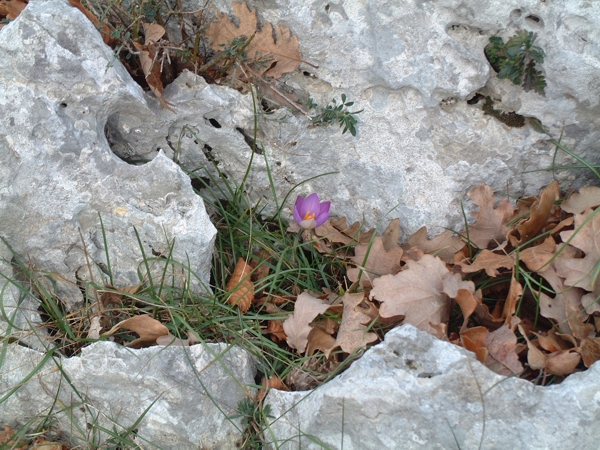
[293,193,331,229]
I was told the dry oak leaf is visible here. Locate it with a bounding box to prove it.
[347,236,403,288]
[335,292,378,354]
[133,23,176,112]
[68,0,115,46]
[462,323,523,376]
[518,325,580,376]
[0,0,27,19]
[508,181,560,247]
[105,315,169,348]
[402,226,465,263]
[520,235,556,272]
[370,254,450,338]
[561,186,600,215]
[207,1,302,79]
[0,425,27,450]
[579,336,600,368]
[311,218,375,254]
[466,184,515,249]
[459,249,514,277]
[537,267,588,338]
[556,208,600,292]
[502,274,523,324]
[283,292,332,353]
[226,257,255,313]
[440,272,478,332]
[306,326,337,358]
[257,376,289,403]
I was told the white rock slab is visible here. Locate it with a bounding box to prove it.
[265,325,600,450]
[0,341,256,449]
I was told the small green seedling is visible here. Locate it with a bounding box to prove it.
[485,30,546,95]
[308,94,364,136]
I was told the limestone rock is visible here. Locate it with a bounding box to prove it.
[265,324,600,449]
[0,0,216,314]
[0,341,256,449]
[132,0,599,239]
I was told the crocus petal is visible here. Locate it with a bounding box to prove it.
[293,195,304,224]
[314,201,331,227]
[299,218,317,229]
[300,193,321,219]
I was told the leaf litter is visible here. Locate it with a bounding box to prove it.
[262,181,600,388]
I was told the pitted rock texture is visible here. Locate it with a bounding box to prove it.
[0,0,216,311]
[265,325,600,450]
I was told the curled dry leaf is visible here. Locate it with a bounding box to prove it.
[0,0,27,19]
[68,0,115,46]
[466,184,514,249]
[561,186,600,215]
[283,292,332,353]
[519,325,581,376]
[440,272,478,332]
[462,323,523,376]
[133,23,176,112]
[520,236,556,272]
[257,376,289,403]
[306,326,337,358]
[459,249,514,277]
[537,268,588,338]
[347,236,403,288]
[402,226,465,263]
[370,254,450,338]
[0,425,27,450]
[105,315,169,348]
[87,316,102,339]
[508,181,560,247]
[226,257,255,313]
[335,292,378,354]
[502,274,523,324]
[556,208,600,292]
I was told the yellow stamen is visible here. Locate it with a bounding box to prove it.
[303,211,316,220]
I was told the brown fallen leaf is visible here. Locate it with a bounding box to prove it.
[347,236,403,288]
[30,437,65,450]
[561,186,600,214]
[508,181,560,247]
[466,184,514,249]
[556,208,600,293]
[104,315,169,348]
[133,23,176,112]
[440,272,477,332]
[0,0,27,19]
[502,274,523,323]
[579,336,600,367]
[306,326,337,358]
[283,292,332,353]
[519,325,580,376]
[335,292,378,354]
[0,425,27,450]
[257,376,289,403]
[520,236,556,272]
[463,323,523,376]
[484,323,524,375]
[459,249,514,277]
[68,0,115,46]
[538,267,588,338]
[207,1,303,79]
[226,257,255,313]
[370,254,451,338]
[402,226,465,263]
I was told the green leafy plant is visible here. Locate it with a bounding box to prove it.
[485,30,546,95]
[308,94,364,136]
